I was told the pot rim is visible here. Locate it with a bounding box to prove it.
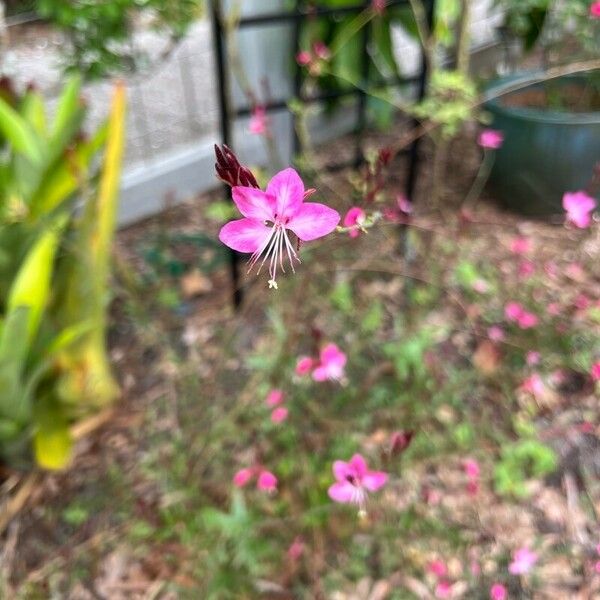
[483,70,600,125]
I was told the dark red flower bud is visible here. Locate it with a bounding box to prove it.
[378,147,393,166]
[390,430,414,456]
[214,144,260,189]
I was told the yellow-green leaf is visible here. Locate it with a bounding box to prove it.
[0,97,43,164]
[34,419,72,470]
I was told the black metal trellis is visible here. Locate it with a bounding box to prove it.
[211,0,435,306]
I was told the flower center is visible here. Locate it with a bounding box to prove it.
[246,219,300,289]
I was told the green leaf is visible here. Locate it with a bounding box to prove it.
[0,98,43,164]
[33,403,73,470]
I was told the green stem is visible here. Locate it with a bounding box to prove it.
[463,149,495,210]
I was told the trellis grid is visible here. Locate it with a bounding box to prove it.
[211,0,435,306]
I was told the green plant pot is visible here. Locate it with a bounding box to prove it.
[483,72,600,216]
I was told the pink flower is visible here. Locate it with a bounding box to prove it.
[518,311,538,329]
[508,547,538,575]
[295,356,314,376]
[249,106,269,136]
[435,581,453,599]
[563,191,597,229]
[574,293,590,310]
[505,302,524,322]
[271,406,289,424]
[490,583,508,600]
[343,206,366,238]
[595,560,600,574]
[590,1,600,18]
[518,260,535,279]
[521,373,545,399]
[312,343,347,381]
[526,351,541,366]
[313,41,331,60]
[591,361,600,381]
[547,302,561,316]
[287,537,304,561]
[478,129,504,149]
[328,454,388,512]
[463,458,480,479]
[266,389,284,407]
[428,560,448,578]
[296,51,312,66]
[473,279,490,293]
[397,195,413,215]
[488,326,505,342]
[257,470,278,492]
[219,168,340,288]
[233,468,254,487]
[372,0,387,14]
[510,236,531,255]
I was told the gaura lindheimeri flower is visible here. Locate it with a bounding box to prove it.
[563,190,597,228]
[590,1,600,18]
[266,389,284,407]
[478,128,504,149]
[435,581,453,599]
[463,458,480,479]
[488,325,505,342]
[490,583,508,600]
[219,168,340,289]
[428,560,448,578]
[510,236,531,254]
[296,50,312,66]
[249,106,269,136]
[518,260,535,279]
[508,547,538,575]
[328,454,388,514]
[312,343,347,381]
[521,373,545,399]
[295,356,314,376]
[504,302,538,329]
[271,406,289,424]
[287,537,304,561]
[526,351,541,366]
[343,206,366,238]
[591,361,600,381]
[257,470,278,492]
[233,467,278,492]
[313,41,331,60]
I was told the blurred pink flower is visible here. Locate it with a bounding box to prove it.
[478,129,504,149]
[463,458,480,479]
[287,537,304,561]
[473,279,490,293]
[372,0,387,14]
[574,293,590,310]
[505,302,524,321]
[591,361,600,382]
[547,302,561,316]
[219,168,340,288]
[295,356,314,376]
[590,1,600,18]
[435,581,453,599]
[490,583,508,600]
[428,560,448,578]
[508,547,538,575]
[328,454,388,511]
[296,50,312,66]
[521,373,545,399]
[518,311,539,329]
[343,206,366,238]
[313,41,331,60]
[595,560,600,574]
[233,468,254,487]
[510,236,531,254]
[563,191,596,228]
[257,470,278,492]
[249,106,269,135]
[488,326,505,342]
[526,351,541,366]
[271,406,289,424]
[518,260,535,279]
[266,389,284,407]
[313,343,347,381]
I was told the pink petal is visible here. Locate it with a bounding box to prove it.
[257,470,278,491]
[362,470,388,492]
[320,343,347,369]
[233,468,254,487]
[349,454,368,478]
[266,389,284,407]
[219,218,272,253]
[271,407,289,423]
[328,481,355,503]
[232,186,276,221]
[332,460,352,482]
[266,168,305,218]
[490,583,507,600]
[286,202,341,241]
[295,356,314,376]
[312,366,329,382]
